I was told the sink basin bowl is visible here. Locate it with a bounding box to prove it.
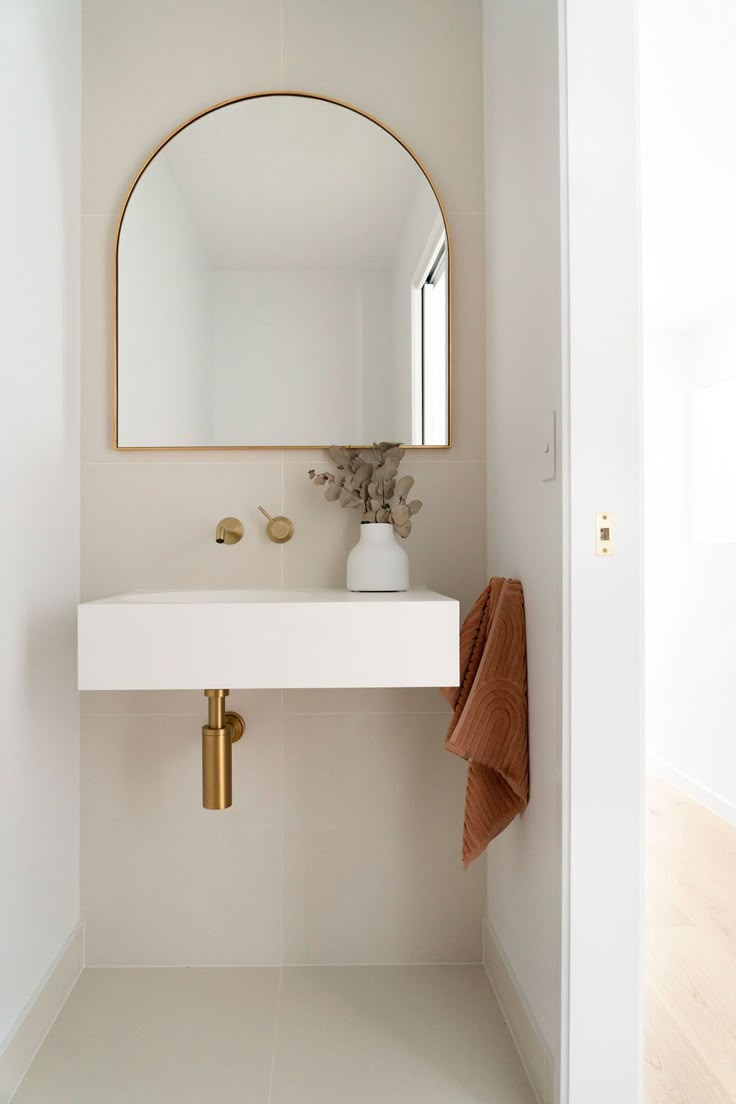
[78,588,459,690]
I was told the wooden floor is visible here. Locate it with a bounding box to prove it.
[645,775,736,1103]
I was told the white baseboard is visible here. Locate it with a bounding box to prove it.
[482,917,555,1104]
[648,755,736,826]
[0,921,84,1103]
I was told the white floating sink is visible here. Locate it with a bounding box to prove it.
[78,588,459,690]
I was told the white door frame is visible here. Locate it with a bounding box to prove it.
[561,1,644,1101]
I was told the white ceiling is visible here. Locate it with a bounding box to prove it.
[147,95,435,270]
[640,0,736,333]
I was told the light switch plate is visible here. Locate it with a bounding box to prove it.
[541,410,556,481]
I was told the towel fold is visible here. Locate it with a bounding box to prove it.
[442,578,529,867]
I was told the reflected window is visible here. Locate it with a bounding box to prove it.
[412,236,449,445]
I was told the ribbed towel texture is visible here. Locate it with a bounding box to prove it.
[442,578,529,867]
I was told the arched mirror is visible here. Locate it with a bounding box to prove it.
[115,93,451,449]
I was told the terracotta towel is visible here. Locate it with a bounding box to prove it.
[442,578,529,867]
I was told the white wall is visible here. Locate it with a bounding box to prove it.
[565,1,643,1102]
[483,6,643,1104]
[81,0,487,970]
[644,324,736,819]
[0,0,81,1049]
[211,268,393,445]
[482,1,564,1093]
[118,156,213,446]
[642,0,736,822]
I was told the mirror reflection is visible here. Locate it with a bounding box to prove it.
[116,94,450,449]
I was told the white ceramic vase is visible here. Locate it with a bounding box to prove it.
[346,522,410,592]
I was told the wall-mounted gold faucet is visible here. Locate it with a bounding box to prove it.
[202,689,244,810]
[215,517,244,544]
[258,505,294,544]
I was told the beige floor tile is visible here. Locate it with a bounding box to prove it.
[282,713,483,964]
[12,967,280,1104]
[270,965,536,1104]
[13,966,534,1104]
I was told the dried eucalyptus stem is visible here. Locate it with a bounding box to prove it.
[308,442,423,538]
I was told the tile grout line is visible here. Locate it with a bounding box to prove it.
[81,710,452,719]
[80,458,487,467]
[267,966,284,1104]
[81,960,483,969]
[279,0,284,90]
[266,688,286,1104]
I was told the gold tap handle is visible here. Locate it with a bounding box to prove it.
[257,505,294,544]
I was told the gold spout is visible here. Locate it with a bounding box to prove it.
[202,689,245,810]
[215,517,244,545]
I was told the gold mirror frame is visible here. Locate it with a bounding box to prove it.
[113,91,452,450]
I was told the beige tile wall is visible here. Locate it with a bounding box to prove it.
[81,0,486,965]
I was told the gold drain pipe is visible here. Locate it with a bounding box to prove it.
[202,689,245,810]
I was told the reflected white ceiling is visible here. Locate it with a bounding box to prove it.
[149,95,433,270]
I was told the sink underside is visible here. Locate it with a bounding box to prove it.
[78,588,460,690]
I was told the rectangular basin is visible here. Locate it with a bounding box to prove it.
[78,588,459,690]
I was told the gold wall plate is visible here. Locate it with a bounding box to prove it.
[226,711,245,742]
[258,506,294,544]
[266,516,294,544]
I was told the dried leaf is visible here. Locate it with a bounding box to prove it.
[309,444,421,535]
[328,446,348,467]
[353,462,373,487]
[374,458,400,482]
[395,475,414,499]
